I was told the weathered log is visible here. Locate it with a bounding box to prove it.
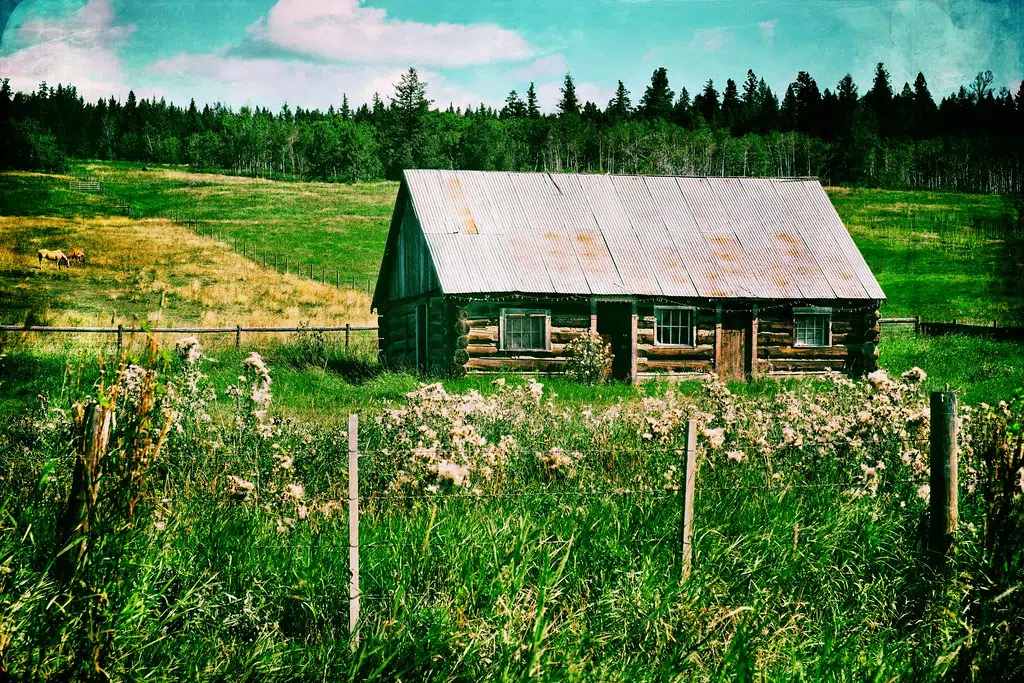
[466,357,568,371]
[637,358,714,371]
[766,359,847,372]
[637,343,714,360]
[758,345,851,359]
[468,327,498,343]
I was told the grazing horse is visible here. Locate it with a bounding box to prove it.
[68,247,86,265]
[38,249,70,269]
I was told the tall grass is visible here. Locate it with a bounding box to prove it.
[1,341,1021,680]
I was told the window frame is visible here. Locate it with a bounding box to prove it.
[653,305,696,347]
[793,306,833,347]
[499,308,551,352]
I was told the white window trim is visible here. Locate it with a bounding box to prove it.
[793,306,833,347]
[499,308,551,352]
[653,305,696,347]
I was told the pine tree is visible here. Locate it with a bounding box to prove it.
[392,67,431,135]
[791,71,821,135]
[501,90,526,119]
[835,74,859,138]
[780,84,797,131]
[340,94,351,120]
[638,67,674,120]
[720,78,741,132]
[866,62,893,134]
[606,80,632,124]
[694,79,719,126]
[673,87,694,128]
[526,82,540,118]
[558,73,580,116]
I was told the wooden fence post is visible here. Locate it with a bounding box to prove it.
[336,268,340,288]
[348,413,360,649]
[310,263,314,279]
[914,316,921,336]
[345,323,351,353]
[235,325,241,350]
[275,253,278,272]
[116,324,123,354]
[929,390,959,558]
[681,419,697,580]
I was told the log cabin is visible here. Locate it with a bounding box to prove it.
[371,170,885,382]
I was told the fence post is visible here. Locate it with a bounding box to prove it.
[116,324,123,354]
[345,323,351,352]
[914,316,921,336]
[929,390,959,558]
[336,268,340,288]
[275,253,279,272]
[348,413,360,649]
[681,419,697,581]
[235,325,241,350]
[310,263,314,279]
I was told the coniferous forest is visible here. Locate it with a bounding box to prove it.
[2,63,1023,193]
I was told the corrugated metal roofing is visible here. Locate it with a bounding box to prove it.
[398,169,885,301]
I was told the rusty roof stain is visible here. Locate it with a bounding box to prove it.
[391,170,885,300]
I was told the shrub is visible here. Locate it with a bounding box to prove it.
[563,331,613,384]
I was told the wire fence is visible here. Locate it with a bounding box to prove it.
[143,400,960,648]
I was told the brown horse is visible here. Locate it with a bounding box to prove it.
[38,249,70,269]
[68,247,86,265]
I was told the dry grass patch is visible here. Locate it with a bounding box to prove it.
[0,215,372,330]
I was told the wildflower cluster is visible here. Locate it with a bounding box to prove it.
[564,331,613,385]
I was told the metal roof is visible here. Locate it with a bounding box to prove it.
[395,170,885,301]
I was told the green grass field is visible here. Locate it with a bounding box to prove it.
[2,165,1023,679]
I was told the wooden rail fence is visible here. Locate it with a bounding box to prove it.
[0,324,379,353]
[880,316,1024,340]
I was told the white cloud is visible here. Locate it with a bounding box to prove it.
[759,19,778,41]
[690,28,730,54]
[243,0,533,68]
[148,52,490,111]
[508,54,569,83]
[536,79,614,113]
[0,0,141,101]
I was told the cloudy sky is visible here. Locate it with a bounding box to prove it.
[1,0,1021,112]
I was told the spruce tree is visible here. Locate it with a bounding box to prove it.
[606,80,632,124]
[638,67,674,120]
[720,78,741,132]
[501,90,526,119]
[392,67,431,136]
[867,62,893,134]
[526,82,540,118]
[695,79,719,126]
[673,87,693,128]
[340,94,351,120]
[558,73,580,116]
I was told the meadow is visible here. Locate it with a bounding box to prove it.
[1,164,1023,679]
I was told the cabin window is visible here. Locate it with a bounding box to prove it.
[794,307,832,347]
[654,306,694,346]
[500,308,550,351]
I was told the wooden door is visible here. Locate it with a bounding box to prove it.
[718,311,750,380]
[596,302,635,382]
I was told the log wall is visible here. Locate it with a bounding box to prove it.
[382,296,882,380]
[757,303,880,376]
[454,299,593,375]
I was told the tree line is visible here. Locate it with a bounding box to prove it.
[1,63,1022,193]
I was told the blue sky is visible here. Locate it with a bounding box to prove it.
[1,0,1021,112]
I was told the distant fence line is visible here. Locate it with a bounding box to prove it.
[0,323,378,353]
[879,316,1024,340]
[69,177,136,218]
[168,209,377,294]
